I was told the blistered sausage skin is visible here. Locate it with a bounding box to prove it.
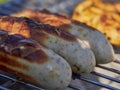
[12,9,115,64]
[0,30,72,90]
[0,16,95,73]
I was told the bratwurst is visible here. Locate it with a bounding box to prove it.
[0,16,95,73]
[0,30,72,90]
[12,9,115,64]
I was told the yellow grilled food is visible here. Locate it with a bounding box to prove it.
[72,0,120,46]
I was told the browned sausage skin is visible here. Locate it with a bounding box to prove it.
[0,30,72,89]
[12,9,115,64]
[0,16,96,73]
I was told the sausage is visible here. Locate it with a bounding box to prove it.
[12,9,115,64]
[0,30,72,90]
[0,16,96,73]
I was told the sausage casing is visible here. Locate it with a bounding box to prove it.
[0,16,96,73]
[0,30,72,89]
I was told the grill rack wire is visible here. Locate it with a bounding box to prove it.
[0,0,120,90]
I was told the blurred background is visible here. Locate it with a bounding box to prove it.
[0,0,9,4]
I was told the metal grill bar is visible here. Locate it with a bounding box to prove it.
[0,72,84,90]
[79,76,120,90]
[68,85,83,90]
[0,86,10,90]
[2,80,14,88]
[114,60,120,64]
[97,65,120,75]
[0,73,44,90]
[91,71,120,83]
[0,0,120,90]
[73,73,120,90]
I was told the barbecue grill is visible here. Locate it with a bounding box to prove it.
[0,0,120,90]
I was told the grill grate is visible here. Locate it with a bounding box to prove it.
[0,0,120,90]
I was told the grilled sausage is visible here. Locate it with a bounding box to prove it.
[0,30,72,90]
[0,16,95,73]
[12,9,115,64]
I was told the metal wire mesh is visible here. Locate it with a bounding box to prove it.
[0,0,120,90]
